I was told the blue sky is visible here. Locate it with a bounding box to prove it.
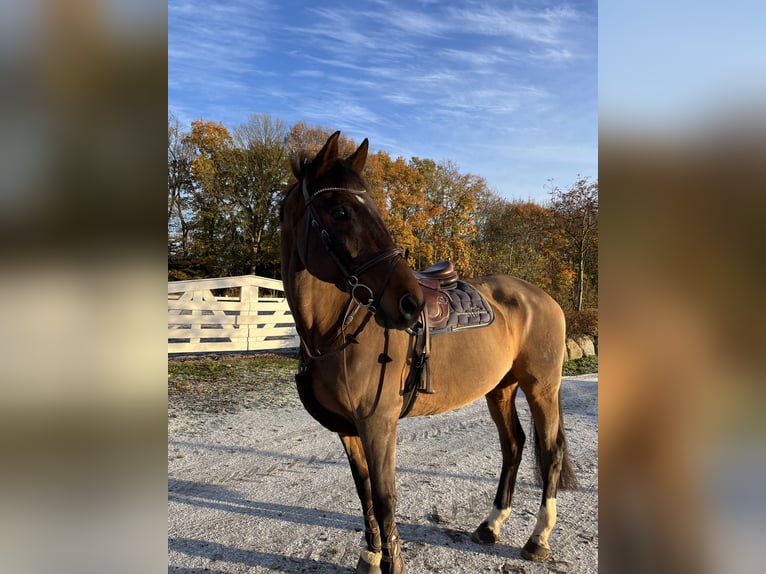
[168,0,597,204]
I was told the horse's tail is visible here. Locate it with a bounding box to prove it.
[533,391,579,491]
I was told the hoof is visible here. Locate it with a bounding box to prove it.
[471,521,499,545]
[520,540,550,562]
[356,550,382,574]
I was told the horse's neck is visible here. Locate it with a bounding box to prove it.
[287,270,350,348]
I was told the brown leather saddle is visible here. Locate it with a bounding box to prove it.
[401,261,494,416]
[413,260,494,334]
[413,261,458,330]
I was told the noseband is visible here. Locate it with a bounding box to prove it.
[301,178,404,316]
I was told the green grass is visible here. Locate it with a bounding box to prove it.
[168,352,298,377]
[169,351,596,384]
[562,355,598,376]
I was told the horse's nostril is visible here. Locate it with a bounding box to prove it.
[399,293,422,319]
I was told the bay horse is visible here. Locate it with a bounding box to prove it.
[279,131,577,573]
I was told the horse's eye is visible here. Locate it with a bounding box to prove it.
[331,207,350,221]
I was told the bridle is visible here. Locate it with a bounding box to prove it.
[301,177,404,359]
[300,177,404,322]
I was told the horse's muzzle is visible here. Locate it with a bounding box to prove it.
[397,292,424,329]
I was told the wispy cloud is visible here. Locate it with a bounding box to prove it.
[168,0,596,201]
[169,1,273,88]
[440,47,520,67]
[365,4,453,37]
[529,47,576,63]
[294,8,376,49]
[447,4,580,44]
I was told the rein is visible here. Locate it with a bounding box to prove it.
[298,299,375,360]
[291,175,424,423]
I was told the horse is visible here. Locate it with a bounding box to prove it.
[279,131,578,574]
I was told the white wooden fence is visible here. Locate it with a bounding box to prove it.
[168,275,299,354]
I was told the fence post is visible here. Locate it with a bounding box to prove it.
[241,278,259,352]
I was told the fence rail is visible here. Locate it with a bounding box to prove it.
[168,275,299,354]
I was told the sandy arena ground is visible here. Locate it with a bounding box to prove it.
[168,374,597,573]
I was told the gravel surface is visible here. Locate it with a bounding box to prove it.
[168,359,597,573]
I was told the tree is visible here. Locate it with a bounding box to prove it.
[549,176,598,311]
[286,121,358,159]
[476,198,573,302]
[183,119,238,277]
[365,151,435,266]
[168,113,194,262]
[166,115,598,308]
[411,158,488,275]
[231,114,290,275]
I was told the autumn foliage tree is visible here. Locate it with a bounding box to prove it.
[365,152,434,265]
[167,114,598,318]
[230,114,290,276]
[475,198,574,303]
[286,121,358,159]
[168,115,290,279]
[412,158,489,276]
[183,119,236,277]
[548,176,598,311]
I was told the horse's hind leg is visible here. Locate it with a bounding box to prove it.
[472,379,525,545]
[520,379,578,562]
[339,434,382,574]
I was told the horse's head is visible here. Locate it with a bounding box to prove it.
[281,131,424,330]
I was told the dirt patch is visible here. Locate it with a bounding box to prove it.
[168,374,597,573]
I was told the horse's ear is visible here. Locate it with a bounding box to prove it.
[347,138,369,173]
[313,131,341,173]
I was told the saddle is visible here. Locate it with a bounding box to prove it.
[413,260,494,334]
[401,261,495,417]
[413,261,458,331]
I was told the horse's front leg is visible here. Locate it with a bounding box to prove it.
[358,418,404,574]
[339,434,383,574]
